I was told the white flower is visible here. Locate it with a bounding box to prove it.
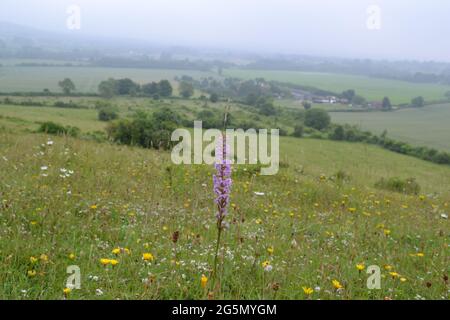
[95,289,104,296]
[47,140,54,146]
[441,214,448,219]
[264,264,273,272]
[40,166,48,171]
[254,192,265,196]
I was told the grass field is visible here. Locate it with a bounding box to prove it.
[225,69,450,105]
[0,65,213,93]
[0,129,449,300]
[331,103,450,151]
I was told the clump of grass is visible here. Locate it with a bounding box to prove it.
[374,177,421,195]
[37,121,80,137]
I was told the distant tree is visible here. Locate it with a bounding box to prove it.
[179,81,195,98]
[411,96,425,108]
[58,78,76,95]
[116,78,140,95]
[255,97,277,116]
[302,101,312,110]
[382,97,392,110]
[210,93,219,103]
[98,79,117,98]
[158,80,173,97]
[304,108,331,130]
[142,82,159,96]
[245,93,258,106]
[352,95,367,106]
[342,89,356,102]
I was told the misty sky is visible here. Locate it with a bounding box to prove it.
[1,0,449,61]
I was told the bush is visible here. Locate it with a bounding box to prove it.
[304,108,330,130]
[38,121,80,137]
[106,110,178,150]
[98,108,119,121]
[374,177,421,195]
[292,125,304,137]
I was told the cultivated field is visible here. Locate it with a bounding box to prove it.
[0,65,213,93]
[225,69,450,105]
[331,103,450,151]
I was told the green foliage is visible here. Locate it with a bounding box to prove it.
[304,108,331,130]
[98,108,118,122]
[106,109,178,150]
[382,97,392,110]
[411,96,425,107]
[58,78,76,95]
[38,121,80,137]
[375,177,421,195]
[292,125,304,137]
[179,81,195,98]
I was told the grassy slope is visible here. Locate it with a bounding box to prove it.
[0,131,449,299]
[224,69,450,105]
[331,103,450,151]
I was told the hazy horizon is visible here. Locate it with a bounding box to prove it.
[1,0,450,62]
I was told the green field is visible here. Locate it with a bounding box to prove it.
[0,65,213,93]
[225,69,450,105]
[331,103,450,151]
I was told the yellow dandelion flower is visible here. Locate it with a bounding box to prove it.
[90,204,98,209]
[416,253,424,257]
[332,279,343,290]
[267,246,274,255]
[348,208,357,213]
[255,218,262,225]
[201,274,208,288]
[142,253,154,261]
[63,287,72,295]
[30,256,38,264]
[389,272,400,278]
[356,264,365,271]
[384,265,393,270]
[40,254,48,263]
[27,270,37,277]
[112,248,121,255]
[110,259,119,266]
[302,286,314,295]
[68,253,76,260]
[100,258,110,265]
[400,277,407,282]
[383,229,391,236]
[261,260,271,268]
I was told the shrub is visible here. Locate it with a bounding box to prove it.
[374,177,421,195]
[292,125,304,138]
[98,108,119,121]
[304,108,330,130]
[38,121,80,137]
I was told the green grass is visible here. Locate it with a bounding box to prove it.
[331,103,450,151]
[225,69,450,105]
[0,65,213,93]
[0,131,449,300]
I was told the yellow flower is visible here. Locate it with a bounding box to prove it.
[162,226,168,231]
[69,253,76,260]
[112,248,121,255]
[416,253,424,257]
[27,270,37,277]
[348,208,357,213]
[302,286,314,295]
[332,279,343,290]
[30,256,38,264]
[142,253,154,261]
[261,260,270,268]
[63,287,72,295]
[255,219,262,225]
[389,272,400,278]
[419,195,426,201]
[110,259,119,266]
[384,265,393,271]
[383,229,391,236]
[267,246,274,255]
[100,258,110,265]
[400,277,407,282]
[201,275,208,288]
[90,204,98,209]
[40,254,49,263]
[356,264,365,271]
